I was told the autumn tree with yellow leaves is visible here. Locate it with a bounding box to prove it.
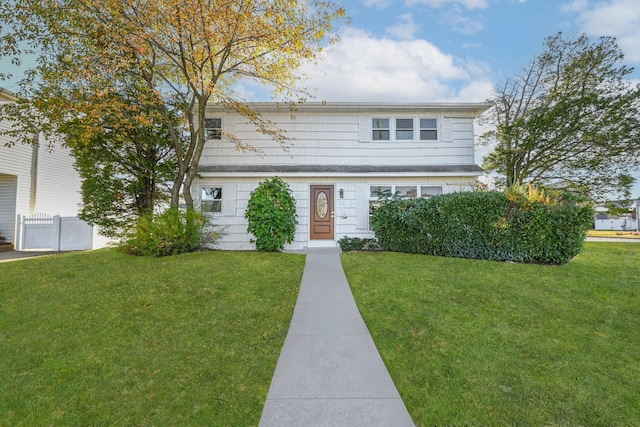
[0,0,346,212]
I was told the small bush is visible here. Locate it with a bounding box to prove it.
[245,177,298,251]
[120,208,217,257]
[371,187,593,265]
[338,237,380,252]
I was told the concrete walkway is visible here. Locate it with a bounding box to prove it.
[259,248,415,427]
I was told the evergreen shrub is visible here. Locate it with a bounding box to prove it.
[337,236,380,252]
[245,177,298,251]
[371,187,593,265]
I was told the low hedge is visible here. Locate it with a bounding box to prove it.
[370,189,593,265]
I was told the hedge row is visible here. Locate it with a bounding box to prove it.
[370,189,594,265]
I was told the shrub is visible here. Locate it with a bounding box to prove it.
[337,237,380,252]
[120,208,217,257]
[245,177,298,251]
[371,188,593,265]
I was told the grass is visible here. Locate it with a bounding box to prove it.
[342,242,640,426]
[0,249,305,426]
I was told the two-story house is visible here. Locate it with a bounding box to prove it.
[195,102,490,250]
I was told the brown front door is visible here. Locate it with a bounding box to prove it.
[310,185,334,240]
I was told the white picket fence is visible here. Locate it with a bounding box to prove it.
[15,213,93,251]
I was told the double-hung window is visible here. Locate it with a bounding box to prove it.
[205,118,222,140]
[420,118,437,141]
[201,187,222,213]
[395,119,414,140]
[372,118,390,140]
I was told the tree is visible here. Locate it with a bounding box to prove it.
[65,82,180,237]
[0,0,345,208]
[480,32,640,200]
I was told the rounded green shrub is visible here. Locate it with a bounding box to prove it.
[245,177,298,251]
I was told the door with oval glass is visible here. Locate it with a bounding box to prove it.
[310,185,334,240]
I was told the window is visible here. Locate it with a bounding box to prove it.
[420,118,437,140]
[372,118,390,140]
[369,116,438,141]
[420,186,443,198]
[367,185,443,229]
[396,118,414,140]
[205,118,222,140]
[201,187,222,213]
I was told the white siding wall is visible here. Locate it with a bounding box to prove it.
[194,176,476,251]
[34,142,82,216]
[0,175,18,243]
[200,112,477,167]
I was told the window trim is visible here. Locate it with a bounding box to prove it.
[204,117,222,140]
[369,116,439,142]
[200,185,223,213]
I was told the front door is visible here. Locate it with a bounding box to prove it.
[310,185,334,240]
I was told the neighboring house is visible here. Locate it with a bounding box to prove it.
[594,198,640,231]
[0,87,95,250]
[195,102,491,250]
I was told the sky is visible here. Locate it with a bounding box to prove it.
[238,0,640,104]
[243,0,638,196]
[2,0,640,195]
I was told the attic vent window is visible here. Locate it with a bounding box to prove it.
[205,118,222,140]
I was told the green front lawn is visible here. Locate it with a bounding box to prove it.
[342,242,640,426]
[0,249,305,426]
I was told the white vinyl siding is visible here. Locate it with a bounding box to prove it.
[201,113,478,167]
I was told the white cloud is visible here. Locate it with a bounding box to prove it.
[405,0,488,9]
[362,0,390,8]
[386,13,420,40]
[572,0,640,63]
[560,0,588,13]
[295,27,493,102]
[439,7,484,34]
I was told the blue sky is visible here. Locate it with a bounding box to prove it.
[3,0,640,195]
[278,0,640,103]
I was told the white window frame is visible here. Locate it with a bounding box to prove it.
[368,117,439,142]
[201,186,223,213]
[372,118,390,141]
[205,118,222,140]
[419,118,438,141]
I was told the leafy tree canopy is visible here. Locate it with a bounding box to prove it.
[0,0,346,209]
[480,32,640,201]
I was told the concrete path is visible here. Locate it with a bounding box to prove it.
[259,248,415,427]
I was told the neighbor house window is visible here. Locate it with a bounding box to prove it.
[420,118,438,140]
[201,187,222,212]
[205,118,222,140]
[372,118,390,140]
[395,118,414,140]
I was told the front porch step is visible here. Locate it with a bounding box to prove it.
[306,240,337,248]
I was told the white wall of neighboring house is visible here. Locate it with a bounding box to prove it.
[0,87,109,250]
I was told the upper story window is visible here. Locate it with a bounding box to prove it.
[205,118,222,140]
[372,118,390,140]
[368,117,438,142]
[420,118,437,141]
[396,119,414,140]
